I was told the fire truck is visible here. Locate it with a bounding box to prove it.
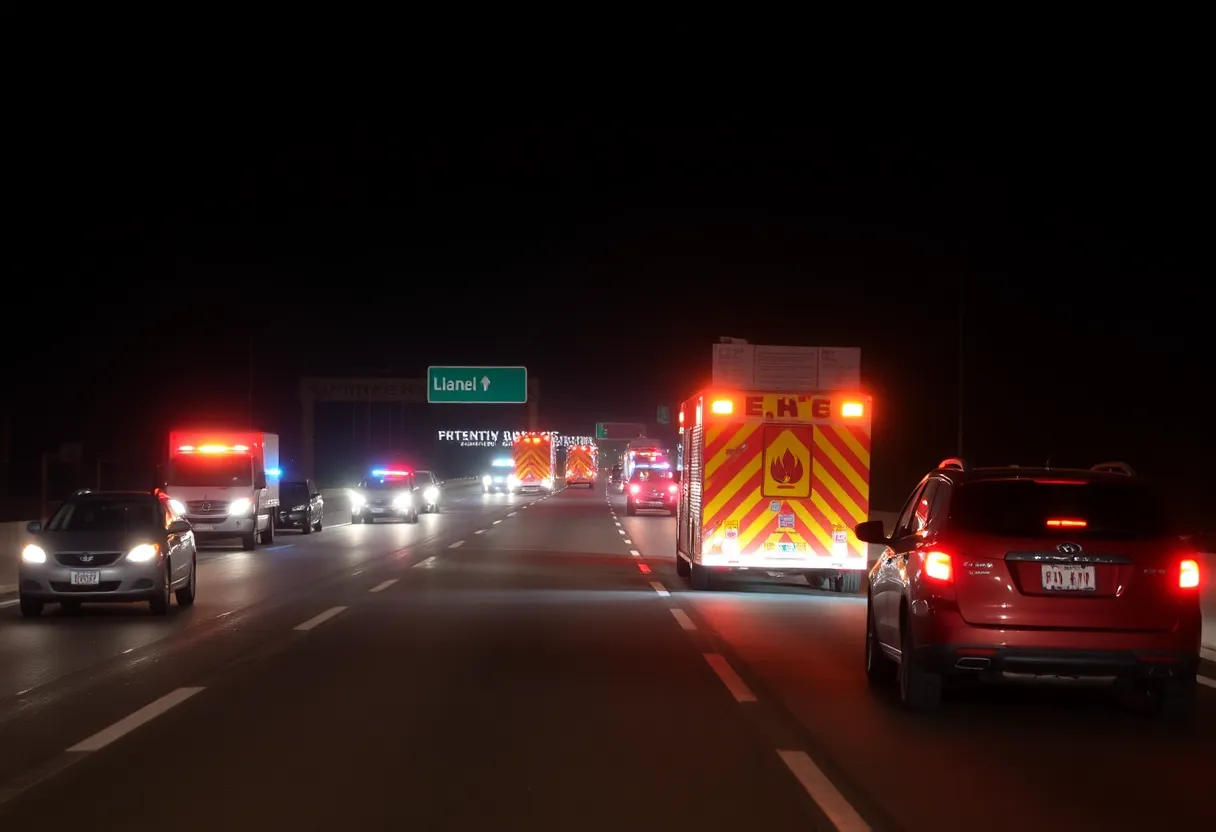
[511,432,555,493]
[675,389,872,593]
[564,443,598,487]
[164,430,281,551]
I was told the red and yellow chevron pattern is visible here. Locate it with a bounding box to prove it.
[513,440,552,483]
[565,447,596,481]
[702,419,870,559]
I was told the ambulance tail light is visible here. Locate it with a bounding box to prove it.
[841,401,865,419]
[710,399,733,415]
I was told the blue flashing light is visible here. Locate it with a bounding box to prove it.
[372,468,410,477]
[265,467,282,478]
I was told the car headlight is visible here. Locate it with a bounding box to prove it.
[541,477,553,489]
[393,493,413,509]
[507,474,520,487]
[349,491,365,509]
[22,544,46,564]
[168,499,186,515]
[228,498,252,516]
[424,487,439,503]
[482,475,492,485]
[127,543,160,563]
[291,504,307,511]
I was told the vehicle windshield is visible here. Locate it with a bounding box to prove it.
[415,471,434,483]
[949,479,1173,540]
[360,477,411,491]
[48,499,161,532]
[632,468,673,482]
[281,482,311,503]
[168,455,253,487]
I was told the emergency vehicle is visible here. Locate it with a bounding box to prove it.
[622,442,668,481]
[511,432,555,493]
[675,389,872,592]
[164,430,281,551]
[564,444,598,487]
[349,468,419,523]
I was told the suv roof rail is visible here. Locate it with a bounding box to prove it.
[1091,461,1136,477]
[938,457,969,472]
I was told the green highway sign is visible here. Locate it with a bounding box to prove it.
[427,366,528,404]
[656,405,670,425]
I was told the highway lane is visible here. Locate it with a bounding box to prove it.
[0,484,542,790]
[610,486,1216,831]
[0,485,839,829]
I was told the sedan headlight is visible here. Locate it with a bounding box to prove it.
[507,474,521,488]
[482,475,492,485]
[127,543,160,563]
[22,544,46,564]
[168,499,186,515]
[228,498,252,516]
[424,487,439,503]
[349,491,365,509]
[393,493,413,509]
[541,477,553,489]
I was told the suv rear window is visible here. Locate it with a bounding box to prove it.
[632,469,673,482]
[949,479,1172,540]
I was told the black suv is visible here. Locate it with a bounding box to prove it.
[278,479,324,533]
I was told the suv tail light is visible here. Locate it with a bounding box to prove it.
[668,484,678,494]
[923,551,953,583]
[1180,558,1200,589]
[629,484,640,495]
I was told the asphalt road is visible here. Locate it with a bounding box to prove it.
[0,482,1213,830]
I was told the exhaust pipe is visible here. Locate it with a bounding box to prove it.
[955,657,991,670]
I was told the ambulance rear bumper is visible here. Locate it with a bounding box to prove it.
[699,553,867,571]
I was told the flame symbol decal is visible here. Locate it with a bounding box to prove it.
[770,449,804,489]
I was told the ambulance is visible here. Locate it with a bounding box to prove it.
[564,444,598,488]
[511,432,555,493]
[675,389,872,592]
[164,430,281,551]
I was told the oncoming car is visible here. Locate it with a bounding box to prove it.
[18,490,199,618]
[350,469,419,523]
[857,459,1202,717]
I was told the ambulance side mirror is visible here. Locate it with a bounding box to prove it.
[853,520,889,546]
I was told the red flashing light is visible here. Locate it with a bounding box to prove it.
[177,444,250,455]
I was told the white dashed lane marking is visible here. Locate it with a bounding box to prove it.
[703,653,756,703]
[670,609,696,630]
[294,606,348,631]
[369,579,398,593]
[449,540,465,548]
[67,687,205,753]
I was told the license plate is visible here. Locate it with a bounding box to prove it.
[70,571,100,586]
[193,524,215,531]
[1041,564,1096,592]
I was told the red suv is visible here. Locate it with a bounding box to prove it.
[626,468,678,516]
[855,459,1202,716]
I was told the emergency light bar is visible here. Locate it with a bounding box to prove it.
[177,444,251,454]
[265,467,282,478]
[371,468,410,477]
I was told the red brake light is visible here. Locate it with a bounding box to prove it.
[629,484,640,495]
[1046,518,1087,528]
[923,551,952,582]
[1180,559,1200,589]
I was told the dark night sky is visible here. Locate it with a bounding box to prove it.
[4,117,1211,522]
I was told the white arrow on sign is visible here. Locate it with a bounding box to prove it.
[480,376,491,391]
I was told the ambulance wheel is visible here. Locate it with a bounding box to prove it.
[259,515,274,544]
[675,550,691,578]
[241,531,257,550]
[690,561,715,590]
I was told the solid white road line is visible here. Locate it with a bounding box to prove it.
[649,581,670,598]
[1199,676,1216,690]
[0,599,17,609]
[294,606,348,631]
[68,687,205,753]
[449,540,465,548]
[475,529,486,534]
[413,556,437,569]
[671,609,696,631]
[703,653,757,702]
[630,550,641,557]
[369,579,398,593]
[777,749,871,832]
